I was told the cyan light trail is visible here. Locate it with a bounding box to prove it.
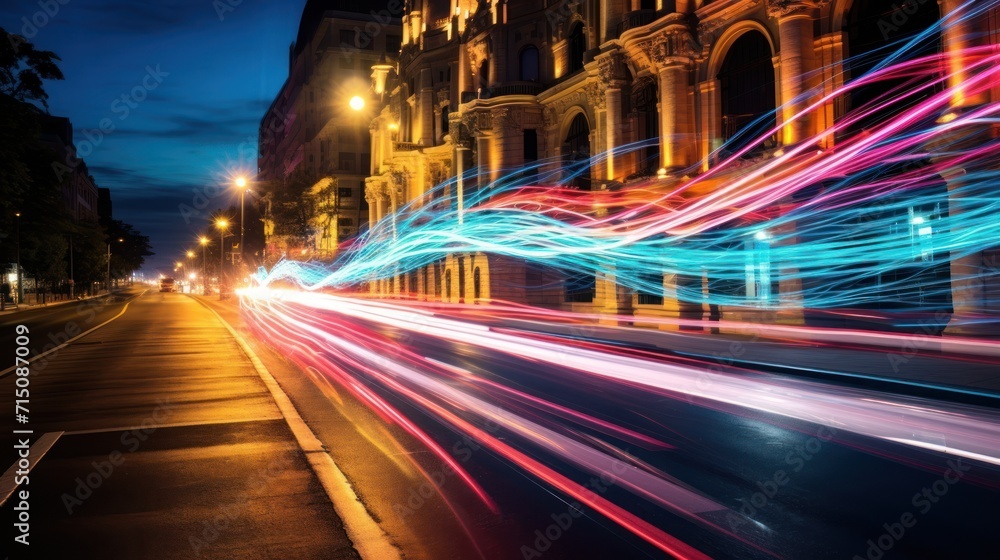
[255,11,999,311]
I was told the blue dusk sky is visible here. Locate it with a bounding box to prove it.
[1,0,310,275]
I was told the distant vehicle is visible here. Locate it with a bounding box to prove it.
[159,277,176,292]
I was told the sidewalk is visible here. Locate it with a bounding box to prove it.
[0,291,115,317]
[0,291,371,559]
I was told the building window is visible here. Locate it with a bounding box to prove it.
[338,187,353,199]
[564,271,595,303]
[745,232,776,305]
[340,29,355,47]
[568,23,585,74]
[473,267,482,301]
[520,45,540,82]
[340,217,354,226]
[386,34,401,53]
[338,152,355,171]
[360,152,371,173]
[636,272,664,305]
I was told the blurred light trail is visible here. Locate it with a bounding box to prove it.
[246,289,1000,469]
[239,287,1000,556]
[252,34,1000,312]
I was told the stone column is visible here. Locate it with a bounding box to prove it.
[769,1,819,147]
[657,61,694,171]
[937,0,995,333]
[419,66,435,145]
[599,52,627,181]
[641,24,698,172]
[697,79,719,171]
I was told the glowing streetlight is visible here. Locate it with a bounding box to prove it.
[349,96,365,111]
[216,219,230,300]
[199,236,209,294]
[234,177,249,265]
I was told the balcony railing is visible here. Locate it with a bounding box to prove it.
[488,82,545,97]
[393,141,421,152]
[615,10,656,37]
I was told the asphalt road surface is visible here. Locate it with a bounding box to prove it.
[231,292,1000,560]
[0,290,358,559]
[1,290,997,559]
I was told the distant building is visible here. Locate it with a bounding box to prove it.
[37,115,100,223]
[98,187,113,224]
[258,0,402,261]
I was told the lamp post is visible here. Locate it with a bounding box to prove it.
[199,237,209,294]
[106,237,123,293]
[15,212,22,304]
[216,219,229,300]
[235,177,248,266]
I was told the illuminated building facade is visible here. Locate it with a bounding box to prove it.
[258,0,402,261]
[364,0,998,331]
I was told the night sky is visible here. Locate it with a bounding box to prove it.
[1,0,309,276]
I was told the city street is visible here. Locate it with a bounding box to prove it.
[3,290,998,558]
[2,0,1000,558]
[0,290,360,559]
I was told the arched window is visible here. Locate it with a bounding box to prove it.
[718,31,776,155]
[520,45,540,82]
[478,60,490,93]
[563,113,591,190]
[445,269,452,301]
[842,1,941,135]
[631,78,659,173]
[473,267,482,301]
[568,23,585,74]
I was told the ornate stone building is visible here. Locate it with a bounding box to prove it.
[364,0,998,330]
[258,1,402,261]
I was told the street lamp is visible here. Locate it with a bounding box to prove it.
[15,212,21,304]
[349,95,366,111]
[215,219,229,300]
[107,237,123,293]
[235,177,248,266]
[199,236,209,295]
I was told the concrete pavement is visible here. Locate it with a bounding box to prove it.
[0,291,375,559]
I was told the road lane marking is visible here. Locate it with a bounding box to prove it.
[190,295,402,560]
[0,432,63,507]
[0,293,142,380]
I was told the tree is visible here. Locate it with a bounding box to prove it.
[0,27,63,248]
[103,220,154,282]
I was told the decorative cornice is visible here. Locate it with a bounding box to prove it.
[637,26,699,70]
[467,41,488,75]
[597,50,628,88]
[584,81,605,110]
[766,0,823,19]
